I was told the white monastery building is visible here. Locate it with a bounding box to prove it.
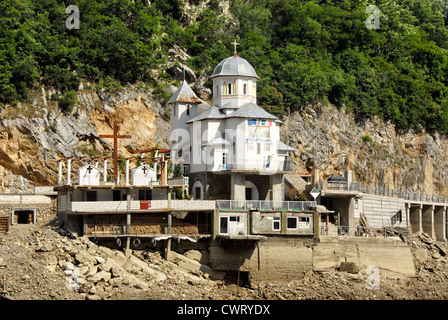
[169,50,294,201]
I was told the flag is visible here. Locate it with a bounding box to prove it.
[266,154,274,168]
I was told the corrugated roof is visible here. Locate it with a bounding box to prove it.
[277,141,295,151]
[211,55,259,79]
[186,105,225,123]
[167,80,201,104]
[225,102,278,120]
[202,137,232,147]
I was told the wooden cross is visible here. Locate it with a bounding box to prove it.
[87,166,93,174]
[142,165,147,174]
[99,121,131,184]
[231,39,239,55]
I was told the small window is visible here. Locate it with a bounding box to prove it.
[243,83,247,95]
[272,217,281,231]
[186,104,190,116]
[139,189,152,200]
[222,153,228,169]
[229,216,240,222]
[355,199,359,209]
[265,143,270,152]
[228,83,232,94]
[86,191,97,202]
[287,217,298,230]
[113,190,121,201]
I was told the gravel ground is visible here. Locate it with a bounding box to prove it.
[1,223,448,301]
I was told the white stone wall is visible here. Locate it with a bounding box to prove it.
[360,194,407,228]
[68,200,215,213]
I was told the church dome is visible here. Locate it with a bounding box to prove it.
[210,55,259,79]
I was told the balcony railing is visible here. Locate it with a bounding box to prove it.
[216,200,316,211]
[68,199,215,213]
[318,181,448,204]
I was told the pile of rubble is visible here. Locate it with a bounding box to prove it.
[0,224,233,300]
[3,223,448,300]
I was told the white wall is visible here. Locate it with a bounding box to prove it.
[360,194,407,228]
[213,76,257,108]
[77,165,100,186]
[131,165,157,186]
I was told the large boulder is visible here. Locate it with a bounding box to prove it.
[75,249,97,267]
[87,270,112,283]
[169,251,201,273]
[124,255,166,282]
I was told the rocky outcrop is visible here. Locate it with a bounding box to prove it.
[0,84,171,193]
[281,104,448,195]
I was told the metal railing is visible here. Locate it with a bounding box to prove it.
[319,225,410,238]
[318,181,448,204]
[167,176,189,186]
[216,200,316,211]
[317,181,359,191]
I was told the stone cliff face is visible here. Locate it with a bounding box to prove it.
[3,89,447,197]
[281,104,448,196]
[0,85,171,193]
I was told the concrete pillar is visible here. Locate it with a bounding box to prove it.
[103,160,108,183]
[230,172,246,200]
[125,160,130,186]
[405,203,410,230]
[126,189,131,210]
[83,215,88,236]
[125,237,131,256]
[66,159,71,185]
[312,168,320,187]
[269,174,283,201]
[434,205,446,241]
[212,208,219,240]
[58,161,63,185]
[410,204,422,234]
[164,238,172,260]
[422,205,435,238]
[344,170,353,183]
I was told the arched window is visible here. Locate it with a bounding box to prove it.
[186,104,190,116]
[228,83,232,95]
[233,81,236,94]
[243,83,247,95]
[223,82,226,95]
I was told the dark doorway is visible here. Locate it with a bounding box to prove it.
[195,187,201,200]
[245,188,252,200]
[15,210,34,224]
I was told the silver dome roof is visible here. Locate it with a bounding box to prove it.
[211,55,259,79]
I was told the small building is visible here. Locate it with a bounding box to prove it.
[168,52,295,202]
[55,154,214,256]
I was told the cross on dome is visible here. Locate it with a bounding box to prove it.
[231,39,239,56]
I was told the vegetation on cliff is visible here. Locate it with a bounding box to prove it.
[1,0,448,133]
